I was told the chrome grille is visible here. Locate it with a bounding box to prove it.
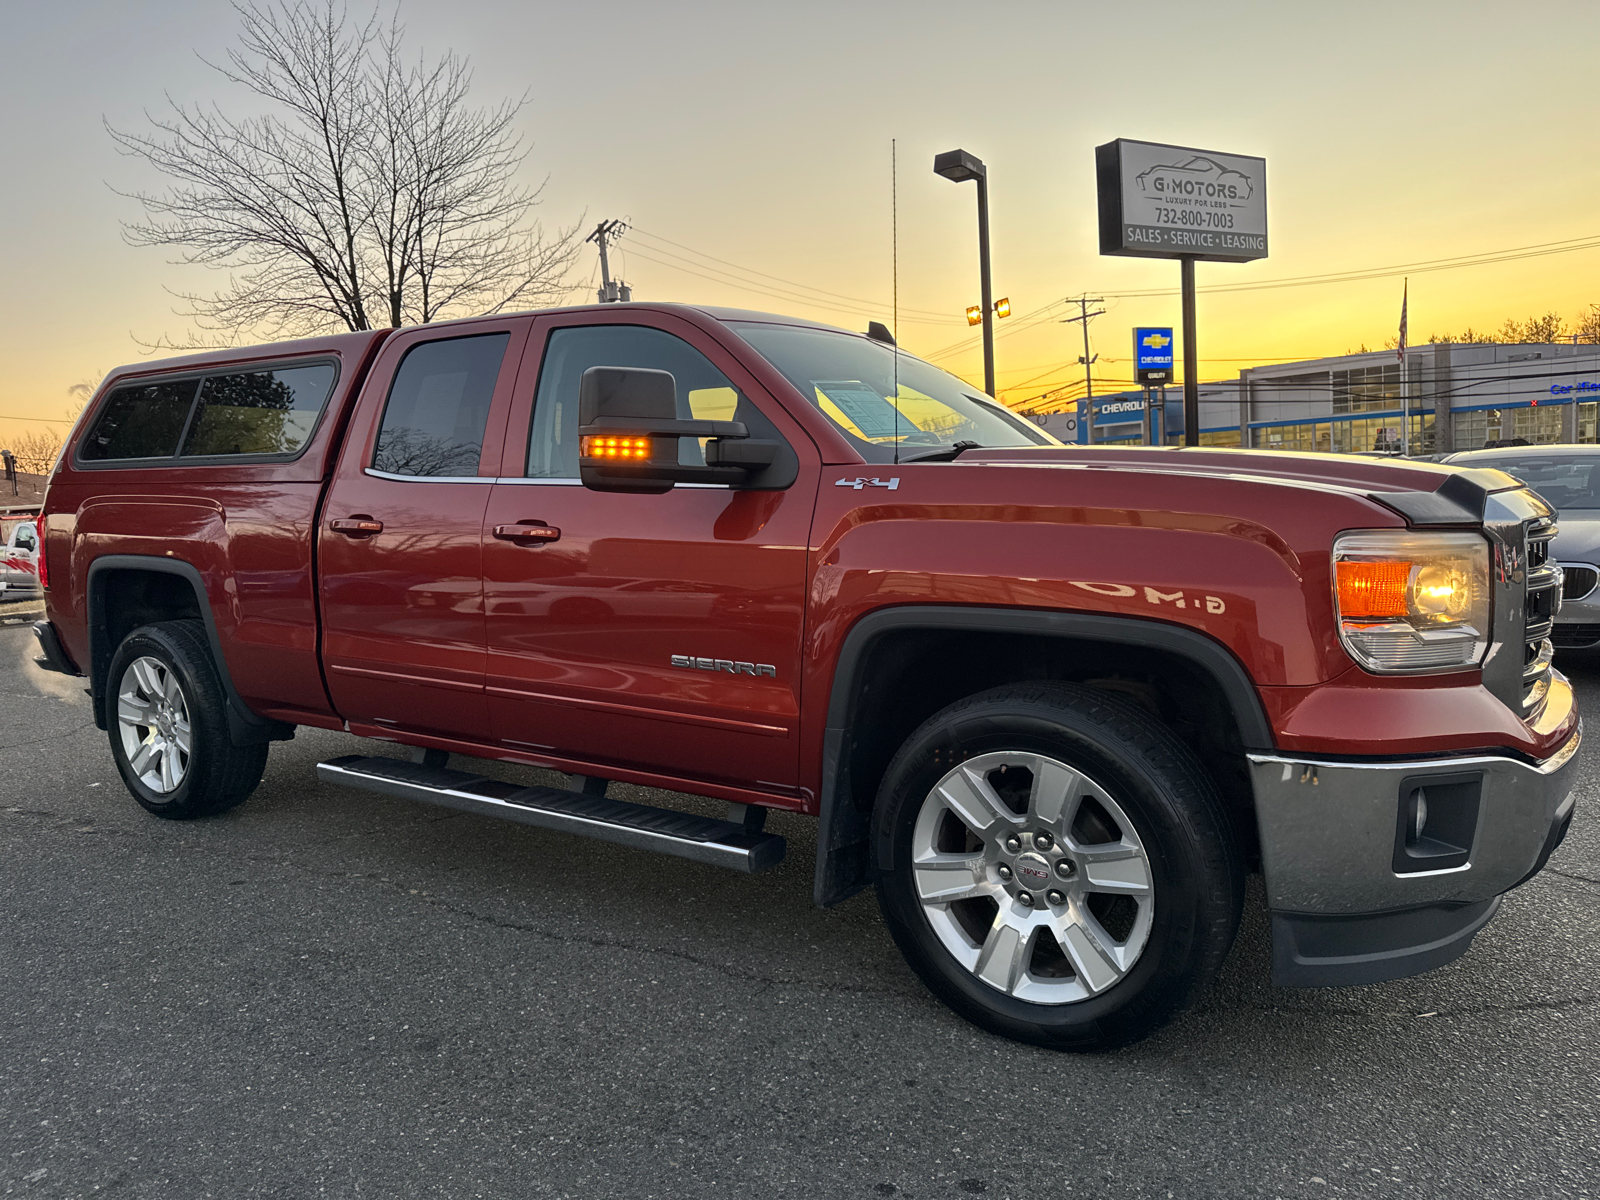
[1561,563,1598,602]
[1523,518,1559,715]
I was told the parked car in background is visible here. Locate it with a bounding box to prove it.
[1,519,40,598]
[1442,446,1600,651]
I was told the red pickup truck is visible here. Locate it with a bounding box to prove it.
[32,303,1580,1050]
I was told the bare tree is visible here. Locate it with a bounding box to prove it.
[8,428,68,478]
[109,0,580,345]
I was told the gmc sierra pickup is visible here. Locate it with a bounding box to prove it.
[31,303,1579,1050]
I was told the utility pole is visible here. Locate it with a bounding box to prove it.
[1060,296,1106,417]
[586,220,632,304]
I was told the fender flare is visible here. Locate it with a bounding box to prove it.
[812,605,1273,907]
[87,554,294,746]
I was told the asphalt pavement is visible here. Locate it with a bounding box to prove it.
[2,610,1597,1199]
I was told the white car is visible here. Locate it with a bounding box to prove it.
[1,520,40,598]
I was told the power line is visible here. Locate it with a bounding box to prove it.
[1099,233,1600,299]
[621,246,958,327]
[628,226,955,320]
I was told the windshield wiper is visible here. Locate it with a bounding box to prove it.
[902,440,982,463]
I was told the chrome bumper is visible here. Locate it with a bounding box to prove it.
[1248,709,1579,987]
[1248,724,1580,916]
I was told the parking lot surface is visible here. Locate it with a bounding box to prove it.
[2,612,1597,1199]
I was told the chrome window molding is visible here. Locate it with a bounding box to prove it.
[362,470,733,490]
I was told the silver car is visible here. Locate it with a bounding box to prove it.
[1442,446,1600,651]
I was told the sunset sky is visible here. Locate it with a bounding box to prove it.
[5,0,1600,446]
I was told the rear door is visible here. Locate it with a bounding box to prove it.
[481,311,819,793]
[319,318,529,739]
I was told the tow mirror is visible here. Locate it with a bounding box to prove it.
[577,365,777,494]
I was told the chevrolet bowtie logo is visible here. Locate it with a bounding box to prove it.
[1142,333,1171,350]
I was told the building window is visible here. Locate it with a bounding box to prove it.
[1332,365,1400,415]
[1199,429,1241,447]
[1453,410,1492,451]
[1579,402,1597,443]
[1252,422,1332,452]
[1512,405,1565,445]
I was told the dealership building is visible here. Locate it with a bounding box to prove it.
[1038,341,1600,454]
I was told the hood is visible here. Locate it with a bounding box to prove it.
[1550,510,1600,564]
[963,446,1527,526]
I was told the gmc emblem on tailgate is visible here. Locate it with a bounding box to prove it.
[672,655,777,678]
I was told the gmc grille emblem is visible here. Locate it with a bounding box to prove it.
[672,655,776,678]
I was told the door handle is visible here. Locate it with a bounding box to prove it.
[330,517,384,536]
[493,522,560,545]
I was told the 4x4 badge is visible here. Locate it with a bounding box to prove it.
[835,477,900,490]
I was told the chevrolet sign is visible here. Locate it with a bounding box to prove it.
[1134,327,1175,384]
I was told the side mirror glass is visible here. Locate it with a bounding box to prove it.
[577,365,777,493]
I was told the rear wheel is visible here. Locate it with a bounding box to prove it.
[106,621,267,819]
[873,682,1243,1051]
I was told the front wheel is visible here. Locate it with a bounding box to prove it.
[106,620,268,819]
[873,683,1243,1051]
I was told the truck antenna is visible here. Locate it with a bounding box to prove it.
[892,139,900,464]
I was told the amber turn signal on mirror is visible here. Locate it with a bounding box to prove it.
[580,434,656,461]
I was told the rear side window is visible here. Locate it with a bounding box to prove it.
[80,379,199,461]
[373,334,510,478]
[182,363,336,458]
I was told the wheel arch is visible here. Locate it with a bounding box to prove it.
[812,605,1274,907]
[87,555,293,746]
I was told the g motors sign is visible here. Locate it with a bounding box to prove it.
[1096,139,1267,262]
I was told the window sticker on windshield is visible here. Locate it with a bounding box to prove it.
[814,381,914,440]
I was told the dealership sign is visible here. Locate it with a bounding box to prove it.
[1094,395,1145,424]
[1096,139,1267,262]
[1134,327,1174,384]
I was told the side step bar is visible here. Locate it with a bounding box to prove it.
[316,755,786,873]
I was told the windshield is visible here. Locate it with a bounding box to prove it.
[1467,454,1600,510]
[729,322,1058,461]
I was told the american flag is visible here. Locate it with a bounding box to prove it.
[1397,279,1408,364]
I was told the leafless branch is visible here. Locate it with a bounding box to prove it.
[109,0,581,342]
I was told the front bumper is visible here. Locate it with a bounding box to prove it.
[1248,717,1580,987]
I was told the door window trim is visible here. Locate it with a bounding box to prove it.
[501,313,803,484]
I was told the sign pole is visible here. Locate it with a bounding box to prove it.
[1143,386,1153,446]
[1181,255,1199,446]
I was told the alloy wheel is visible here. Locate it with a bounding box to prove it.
[116,656,192,795]
[910,750,1155,1005]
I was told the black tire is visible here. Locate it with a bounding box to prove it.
[105,620,268,820]
[872,682,1243,1052]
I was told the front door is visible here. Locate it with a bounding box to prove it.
[319,320,528,740]
[481,314,818,793]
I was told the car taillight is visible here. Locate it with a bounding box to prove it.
[36,541,48,590]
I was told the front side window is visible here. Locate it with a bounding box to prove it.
[183,363,336,458]
[526,325,782,478]
[729,321,1057,462]
[373,334,510,478]
[80,378,199,461]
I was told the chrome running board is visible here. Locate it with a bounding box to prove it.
[316,755,786,873]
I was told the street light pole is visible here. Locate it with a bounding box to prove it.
[934,149,996,396]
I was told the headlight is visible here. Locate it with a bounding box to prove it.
[1332,531,1491,673]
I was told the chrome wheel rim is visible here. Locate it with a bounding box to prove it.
[911,751,1155,1005]
[116,656,191,795]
